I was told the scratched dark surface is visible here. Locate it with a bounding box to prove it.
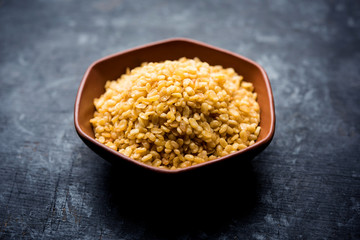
[1,0,360,239]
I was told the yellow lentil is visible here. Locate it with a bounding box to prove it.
[90,58,260,169]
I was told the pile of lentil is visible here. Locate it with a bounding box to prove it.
[90,57,260,170]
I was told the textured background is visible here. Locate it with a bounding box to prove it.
[1,0,360,239]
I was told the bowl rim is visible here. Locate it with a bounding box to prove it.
[74,37,275,174]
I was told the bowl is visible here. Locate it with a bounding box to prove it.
[74,38,275,174]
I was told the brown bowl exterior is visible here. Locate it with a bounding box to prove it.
[74,38,275,174]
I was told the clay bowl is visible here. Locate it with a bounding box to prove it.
[74,38,275,174]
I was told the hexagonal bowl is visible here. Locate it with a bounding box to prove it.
[74,38,275,174]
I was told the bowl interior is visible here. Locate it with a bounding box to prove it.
[75,39,275,170]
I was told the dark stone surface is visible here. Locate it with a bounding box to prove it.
[1,0,359,239]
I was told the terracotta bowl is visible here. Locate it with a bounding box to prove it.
[74,38,275,174]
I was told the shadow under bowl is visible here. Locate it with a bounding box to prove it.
[74,38,275,174]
